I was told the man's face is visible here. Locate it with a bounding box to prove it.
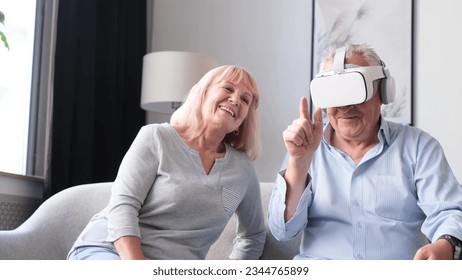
[325,54,382,142]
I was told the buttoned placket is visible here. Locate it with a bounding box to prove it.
[329,139,384,260]
[350,167,366,260]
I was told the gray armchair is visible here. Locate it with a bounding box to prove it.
[0,182,300,260]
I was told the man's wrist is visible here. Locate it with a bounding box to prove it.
[438,235,462,260]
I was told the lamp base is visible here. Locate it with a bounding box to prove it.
[171,101,182,111]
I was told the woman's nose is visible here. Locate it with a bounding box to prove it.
[229,95,240,106]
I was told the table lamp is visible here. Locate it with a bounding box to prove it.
[140,51,218,114]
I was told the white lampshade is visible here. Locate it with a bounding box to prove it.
[140,51,218,114]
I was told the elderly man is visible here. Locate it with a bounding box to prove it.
[268,43,462,260]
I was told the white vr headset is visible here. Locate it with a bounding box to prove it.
[310,47,395,108]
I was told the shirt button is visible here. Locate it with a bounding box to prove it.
[356,253,363,259]
[354,171,360,176]
[357,222,362,228]
[353,201,360,207]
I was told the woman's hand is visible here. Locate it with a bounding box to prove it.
[114,236,145,260]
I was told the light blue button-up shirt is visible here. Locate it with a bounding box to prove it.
[268,118,462,259]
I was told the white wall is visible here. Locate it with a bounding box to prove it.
[149,0,461,183]
[149,0,312,182]
[415,1,462,182]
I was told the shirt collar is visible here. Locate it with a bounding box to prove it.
[378,117,391,146]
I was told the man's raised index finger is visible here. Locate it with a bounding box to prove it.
[299,96,311,120]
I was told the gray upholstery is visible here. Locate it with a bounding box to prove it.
[0,182,112,260]
[0,182,300,260]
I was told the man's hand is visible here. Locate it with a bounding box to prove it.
[282,96,323,221]
[413,239,453,260]
[283,96,323,163]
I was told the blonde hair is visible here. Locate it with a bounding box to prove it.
[171,65,261,159]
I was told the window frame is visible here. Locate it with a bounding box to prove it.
[26,0,58,178]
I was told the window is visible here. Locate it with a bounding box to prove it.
[0,0,56,178]
[0,0,36,174]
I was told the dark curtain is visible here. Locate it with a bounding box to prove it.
[48,0,146,198]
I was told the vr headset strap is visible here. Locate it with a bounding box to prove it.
[333,47,346,73]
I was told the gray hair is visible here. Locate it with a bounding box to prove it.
[319,43,382,71]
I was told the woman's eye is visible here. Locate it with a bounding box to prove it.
[223,87,233,92]
[241,97,250,104]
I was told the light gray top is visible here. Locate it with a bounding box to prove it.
[70,123,265,259]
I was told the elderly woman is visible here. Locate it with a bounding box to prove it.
[67,65,266,260]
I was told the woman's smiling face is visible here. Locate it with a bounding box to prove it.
[202,80,253,133]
